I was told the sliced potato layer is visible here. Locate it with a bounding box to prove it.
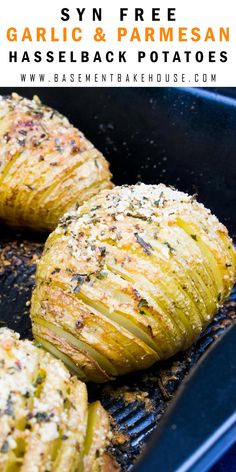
[31,183,236,381]
[0,94,112,230]
[0,328,115,472]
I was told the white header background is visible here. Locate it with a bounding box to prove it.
[0,0,236,86]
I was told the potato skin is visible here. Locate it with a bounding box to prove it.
[0,94,112,231]
[0,328,114,472]
[31,183,236,382]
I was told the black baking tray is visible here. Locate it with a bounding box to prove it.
[0,87,235,471]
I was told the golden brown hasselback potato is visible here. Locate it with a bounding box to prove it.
[31,183,236,382]
[0,328,115,471]
[0,93,112,231]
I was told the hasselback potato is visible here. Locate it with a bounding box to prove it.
[0,328,115,471]
[0,93,112,231]
[31,183,236,382]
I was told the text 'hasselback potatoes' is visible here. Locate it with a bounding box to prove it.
[31,183,236,382]
[0,94,112,231]
[0,328,116,472]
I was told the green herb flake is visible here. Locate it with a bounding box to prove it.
[154,191,164,207]
[72,273,90,293]
[33,375,44,387]
[1,441,9,453]
[5,395,14,418]
[135,234,153,256]
[96,271,108,280]
[23,390,31,399]
[35,412,52,422]
[138,299,149,314]
[164,241,175,254]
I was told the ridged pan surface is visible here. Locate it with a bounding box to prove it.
[0,87,236,470]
